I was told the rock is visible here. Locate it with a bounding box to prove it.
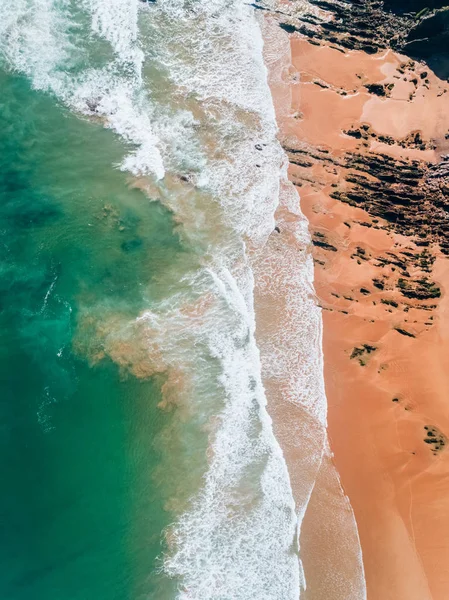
[312,239,338,252]
[274,0,449,81]
[394,327,416,337]
[403,8,449,79]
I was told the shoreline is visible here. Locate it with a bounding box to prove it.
[263,7,449,599]
[256,16,367,599]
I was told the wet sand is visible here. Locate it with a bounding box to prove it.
[256,18,367,599]
[264,18,449,600]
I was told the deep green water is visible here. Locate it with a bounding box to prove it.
[0,71,183,600]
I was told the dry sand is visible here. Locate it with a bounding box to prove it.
[265,20,449,600]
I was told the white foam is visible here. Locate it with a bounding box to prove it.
[85,0,142,67]
[40,273,58,314]
[143,0,284,243]
[0,0,165,179]
[136,2,304,596]
[137,265,300,599]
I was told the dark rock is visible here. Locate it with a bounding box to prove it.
[279,23,300,34]
[373,278,385,290]
[403,8,449,79]
[423,425,447,452]
[397,277,441,299]
[312,239,338,252]
[365,83,387,96]
[381,299,399,307]
[394,327,416,337]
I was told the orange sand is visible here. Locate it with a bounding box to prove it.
[270,25,449,600]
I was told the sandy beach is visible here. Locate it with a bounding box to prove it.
[263,12,449,600]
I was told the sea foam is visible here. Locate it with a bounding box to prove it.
[0,0,165,178]
[138,2,303,596]
[133,263,300,599]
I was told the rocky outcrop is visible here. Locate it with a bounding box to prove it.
[275,0,412,54]
[266,0,449,261]
[272,0,449,80]
[330,153,449,254]
[285,141,449,256]
[267,0,449,336]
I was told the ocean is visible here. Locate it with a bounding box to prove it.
[0,0,368,597]
[0,1,304,598]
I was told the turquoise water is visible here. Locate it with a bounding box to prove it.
[0,2,305,598]
[0,71,182,600]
